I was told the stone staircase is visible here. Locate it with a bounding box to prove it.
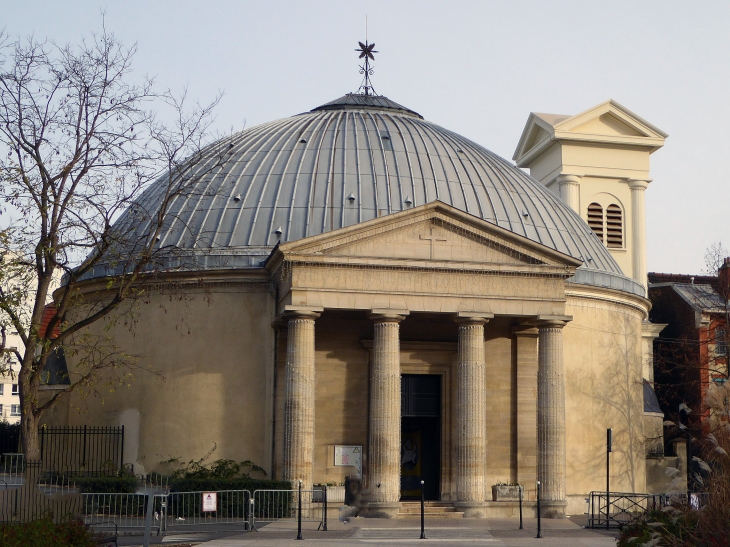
[396,501,464,519]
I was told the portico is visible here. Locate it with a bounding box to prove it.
[268,202,579,517]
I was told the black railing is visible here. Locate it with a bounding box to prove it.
[39,426,124,476]
[588,491,663,529]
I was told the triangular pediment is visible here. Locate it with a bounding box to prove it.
[273,202,581,272]
[514,100,667,166]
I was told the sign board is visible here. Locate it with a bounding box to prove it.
[202,492,217,512]
[334,445,362,479]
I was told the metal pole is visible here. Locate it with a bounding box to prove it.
[420,480,426,539]
[606,428,612,530]
[297,480,303,540]
[536,481,542,539]
[519,485,523,530]
[142,492,154,547]
[323,485,328,531]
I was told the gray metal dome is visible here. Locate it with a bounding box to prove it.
[106,94,644,296]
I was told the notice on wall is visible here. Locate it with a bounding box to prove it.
[334,445,362,478]
[202,492,217,512]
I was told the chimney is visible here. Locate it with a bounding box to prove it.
[719,257,730,295]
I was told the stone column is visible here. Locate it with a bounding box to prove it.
[282,309,320,491]
[556,174,581,213]
[512,325,539,492]
[454,313,490,517]
[629,179,649,295]
[537,318,569,518]
[367,310,407,517]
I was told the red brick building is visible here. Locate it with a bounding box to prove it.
[648,259,729,434]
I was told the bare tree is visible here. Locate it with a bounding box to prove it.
[0,25,234,459]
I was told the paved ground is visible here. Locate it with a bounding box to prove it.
[120,517,619,547]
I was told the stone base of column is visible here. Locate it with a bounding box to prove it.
[454,501,487,518]
[361,502,401,518]
[540,500,568,519]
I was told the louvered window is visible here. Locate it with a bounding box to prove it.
[606,204,623,248]
[587,203,604,241]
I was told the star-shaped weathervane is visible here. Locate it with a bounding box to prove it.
[356,41,378,61]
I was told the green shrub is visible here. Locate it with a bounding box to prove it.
[73,473,138,493]
[0,516,95,547]
[169,477,290,493]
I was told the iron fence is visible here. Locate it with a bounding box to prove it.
[160,490,252,532]
[252,489,325,530]
[588,491,663,529]
[40,425,124,476]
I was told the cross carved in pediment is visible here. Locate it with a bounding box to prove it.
[419,227,448,259]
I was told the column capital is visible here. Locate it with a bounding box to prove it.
[454,311,493,325]
[369,309,409,323]
[556,173,582,185]
[534,315,572,329]
[282,305,323,320]
[627,178,651,190]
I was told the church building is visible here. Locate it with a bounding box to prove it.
[52,74,672,517]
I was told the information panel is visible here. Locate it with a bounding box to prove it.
[334,445,362,478]
[202,492,217,512]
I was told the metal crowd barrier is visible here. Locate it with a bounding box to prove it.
[252,488,325,530]
[160,490,252,532]
[82,492,159,534]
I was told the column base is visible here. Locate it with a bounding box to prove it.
[454,501,487,518]
[540,500,568,519]
[361,502,401,519]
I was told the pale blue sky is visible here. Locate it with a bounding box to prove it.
[4,0,729,274]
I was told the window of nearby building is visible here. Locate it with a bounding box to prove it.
[11,384,18,395]
[587,203,604,241]
[0,404,3,416]
[717,328,728,356]
[0,384,3,396]
[10,404,20,416]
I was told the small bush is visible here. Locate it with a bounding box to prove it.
[73,473,138,493]
[169,477,290,493]
[0,516,95,547]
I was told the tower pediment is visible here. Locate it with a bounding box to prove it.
[514,100,667,167]
[271,201,581,274]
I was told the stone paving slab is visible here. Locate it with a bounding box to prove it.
[191,517,618,547]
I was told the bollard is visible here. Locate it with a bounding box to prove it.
[297,480,303,540]
[250,497,255,531]
[519,485,523,530]
[420,479,426,539]
[536,480,542,539]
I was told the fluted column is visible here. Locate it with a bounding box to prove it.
[367,311,407,517]
[455,314,490,517]
[629,179,649,295]
[282,310,320,491]
[537,318,569,518]
[556,174,581,213]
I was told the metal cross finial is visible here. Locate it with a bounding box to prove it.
[355,40,378,96]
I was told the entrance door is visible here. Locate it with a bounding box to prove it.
[400,374,441,500]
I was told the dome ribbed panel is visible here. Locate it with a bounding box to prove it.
[110,102,634,287]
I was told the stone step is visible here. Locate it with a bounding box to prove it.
[395,511,464,519]
[399,507,460,513]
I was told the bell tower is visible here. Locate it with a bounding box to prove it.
[513,100,666,296]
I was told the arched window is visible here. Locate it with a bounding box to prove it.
[587,202,624,248]
[587,203,604,241]
[605,204,623,248]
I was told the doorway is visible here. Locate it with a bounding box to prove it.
[401,374,441,500]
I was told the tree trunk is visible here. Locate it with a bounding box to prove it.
[18,362,41,461]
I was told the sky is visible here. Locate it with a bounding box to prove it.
[3,0,729,274]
